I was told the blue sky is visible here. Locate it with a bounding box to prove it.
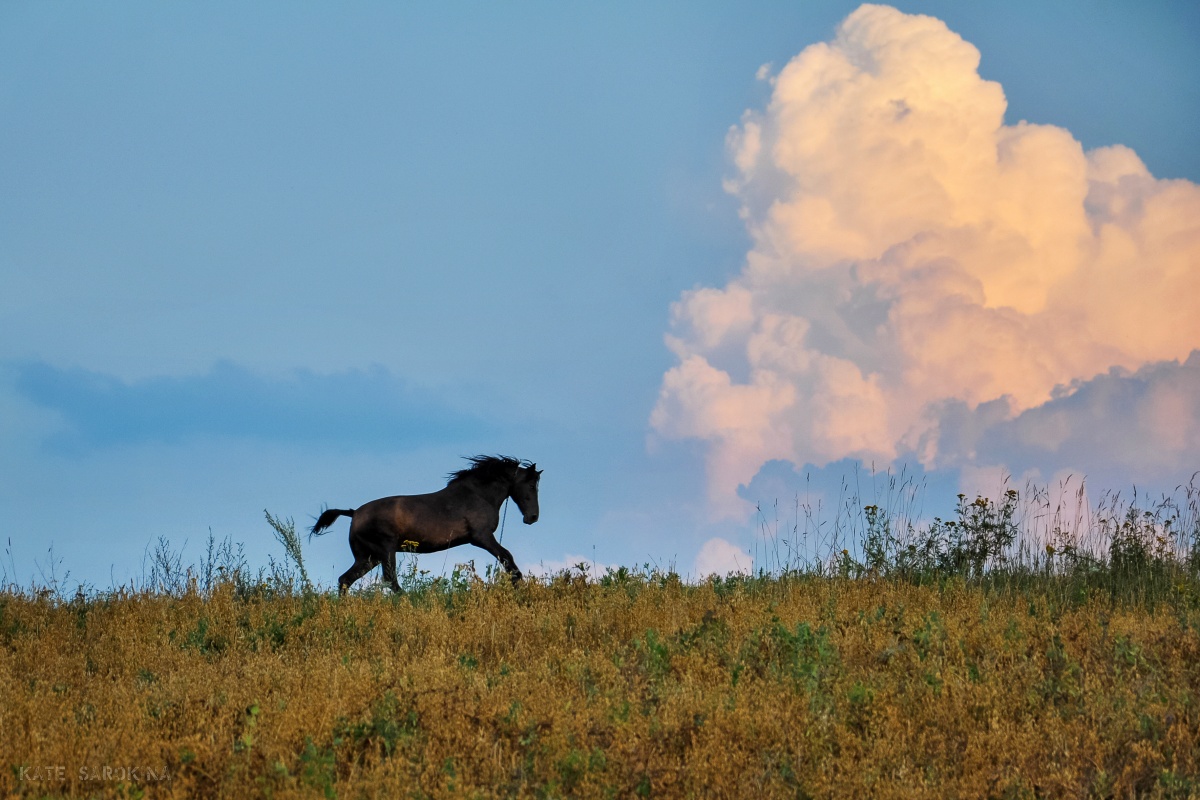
[2,2,1198,588]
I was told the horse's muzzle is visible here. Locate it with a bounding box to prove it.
[524,513,539,524]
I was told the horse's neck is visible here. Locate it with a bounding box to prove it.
[464,477,511,510]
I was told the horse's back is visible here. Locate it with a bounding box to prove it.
[350,488,472,546]
[351,493,425,529]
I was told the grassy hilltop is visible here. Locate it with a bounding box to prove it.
[3,488,1200,799]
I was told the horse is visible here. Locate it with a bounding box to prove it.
[310,455,541,594]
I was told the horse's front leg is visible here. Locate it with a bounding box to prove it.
[474,532,523,584]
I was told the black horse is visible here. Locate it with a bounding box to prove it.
[310,455,541,594]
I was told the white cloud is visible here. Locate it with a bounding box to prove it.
[653,4,1200,515]
[693,537,752,578]
[939,353,1200,480]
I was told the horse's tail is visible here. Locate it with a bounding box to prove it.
[310,508,355,538]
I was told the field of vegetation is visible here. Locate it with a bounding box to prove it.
[3,481,1200,799]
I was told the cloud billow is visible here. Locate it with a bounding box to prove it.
[10,360,486,452]
[652,4,1200,515]
[936,353,1200,482]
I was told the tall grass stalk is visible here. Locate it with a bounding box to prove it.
[265,509,311,594]
[752,471,1200,608]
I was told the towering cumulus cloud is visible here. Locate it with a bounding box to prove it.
[652,4,1200,515]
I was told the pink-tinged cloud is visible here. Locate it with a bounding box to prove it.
[652,4,1200,516]
[693,537,752,578]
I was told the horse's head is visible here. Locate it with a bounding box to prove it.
[510,462,542,524]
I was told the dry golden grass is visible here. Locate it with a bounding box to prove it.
[2,575,1198,799]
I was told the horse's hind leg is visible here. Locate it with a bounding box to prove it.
[338,556,377,596]
[338,532,374,594]
[338,531,377,596]
[381,546,402,593]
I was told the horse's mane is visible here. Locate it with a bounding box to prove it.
[446,455,534,487]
